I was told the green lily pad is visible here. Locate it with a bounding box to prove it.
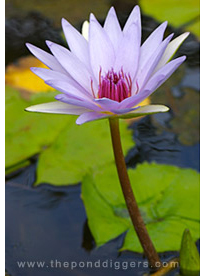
[5,86,72,169]
[81,162,200,252]
[5,85,133,184]
[140,0,200,37]
[36,119,133,185]
[81,172,130,244]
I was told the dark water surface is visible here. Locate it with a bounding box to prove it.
[5,2,200,276]
[6,164,180,276]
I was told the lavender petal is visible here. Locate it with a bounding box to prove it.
[76,111,109,124]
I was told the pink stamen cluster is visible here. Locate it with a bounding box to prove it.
[97,69,132,102]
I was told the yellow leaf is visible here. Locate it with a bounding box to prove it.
[5,56,55,93]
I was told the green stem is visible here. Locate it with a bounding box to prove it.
[109,117,161,268]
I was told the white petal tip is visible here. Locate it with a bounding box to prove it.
[26,43,34,51]
[158,106,169,112]
[120,105,170,119]
[25,101,87,115]
[179,32,190,41]
[134,5,140,11]
[45,40,53,48]
[168,33,174,40]
[30,67,37,72]
[89,13,97,22]
[179,55,187,62]
[159,21,168,30]
[25,106,35,112]
[61,18,66,24]
[25,104,49,113]
[136,105,170,113]
[61,18,70,27]
[108,6,117,15]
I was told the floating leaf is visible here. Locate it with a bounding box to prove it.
[5,86,71,169]
[180,229,200,275]
[5,160,30,175]
[5,85,133,184]
[36,119,133,185]
[81,172,130,244]
[81,163,200,252]
[5,56,55,93]
[140,0,200,37]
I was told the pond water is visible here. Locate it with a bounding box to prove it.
[5,1,199,275]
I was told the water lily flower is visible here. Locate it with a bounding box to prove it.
[25,6,189,124]
[25,6,190,267]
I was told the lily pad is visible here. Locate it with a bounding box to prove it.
[140,0,200,37]
[5,86,72,169]
[81,162,200,252]
[36,119,133,185]
[5,56,55,93]
[5,85,133,184]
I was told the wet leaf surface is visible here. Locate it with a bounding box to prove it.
[82,163,200,252]
[5,86,71,169]
[36,119,133,186]
[140,0,200,37]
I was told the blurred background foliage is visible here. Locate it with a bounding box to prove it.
[5,0,200,37]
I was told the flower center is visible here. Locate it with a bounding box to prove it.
[97,69,132,102]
